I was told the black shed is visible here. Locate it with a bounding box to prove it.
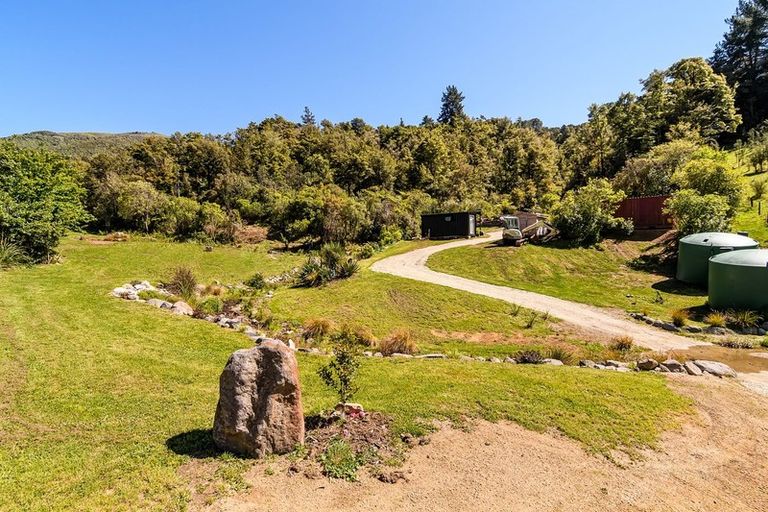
[420,211,480,239]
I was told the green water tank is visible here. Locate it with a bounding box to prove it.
[709,249,768,310]
[676,232,759,286]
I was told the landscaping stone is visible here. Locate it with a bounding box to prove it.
[636,358,659,371]
[644,318,654,325]
[661,322,680,332]
[503,357,517,364]
[705,326,730,336]
[542,358,563,366]
[693,360,737,378]
[489,357,502,363]
[459,355,474,362]
[579,359,598,369]
[213,341,304,458]
[657,364,670,373]
[147,298,171,308]
[170,301,194,316]
[474,356,487,362]
[416,353,447,359]
[652,320,664,328]
[684,325,703,333]
[363,351,373,357]
[373,352,383,357]
[661,359,685,373]
[335,402,365,418]
[683,361,703,376]
[604,360,627,368]
[391,353,413,358]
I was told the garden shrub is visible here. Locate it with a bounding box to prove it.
[317,328,363,403]
[671,309,689,327]
[319,439,363,481]
[297,243,360,287]
[704,310,728,327]
[167,266,197,301]
[197,296,224,315]
[0,238,27,269]
[726,309,761,329]
[245,272,266,289]
[664,190,731,236]
[611,336,634,353]
[378,329,417,355]
[303,318,334,341]
[547,346,573,364]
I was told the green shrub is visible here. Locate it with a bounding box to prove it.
[0,238,26,269]
[671,309,689,327]
[137,289,166,301]
[547,346,573,364]
[664,190,731,236]
[297,243,360,287]
[252,305,274,328]
[197,296,224,315]
[704,310,728,327]
[760,338,768,348]
[524,312,539,329]
[378,329,417,355]
[336,259,359,279]
[245,272,265,289]
[317,328,362,403]
[319,439,362,481]
[166,266,197,301]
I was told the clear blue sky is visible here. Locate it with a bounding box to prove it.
[0,1,737,136]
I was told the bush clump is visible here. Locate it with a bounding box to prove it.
[319,439,363,481]
[726,309,762,329]
[303,318,334,341]
[611,336,634,353]
[197,296,224,315]
[704,310,728,328]
[547,346,573,364]
[245,272,266,289]
[297,243,360,287]
[516,349,544,364]
[0,238,27,269]
[166,266,198,301]
[671,309,689,327]
[718,338,754,349]
[378,329,417,356]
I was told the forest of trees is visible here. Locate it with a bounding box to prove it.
[3,0,768,261]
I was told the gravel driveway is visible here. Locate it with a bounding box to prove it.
[371,232,707,351]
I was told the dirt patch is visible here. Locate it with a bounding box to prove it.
[198,376,768,512]
[676,345,768,374]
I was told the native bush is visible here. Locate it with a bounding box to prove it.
[664,190,731,236]
[551,179,632,245]
[167,266,197,301]
[317,328,363,403]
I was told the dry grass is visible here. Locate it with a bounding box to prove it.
[234,224,268,245]
[611,336,634,353]
[303,318,334,341]
[704,311,728,328]
[378,329,418,355]
[671,309,689,327]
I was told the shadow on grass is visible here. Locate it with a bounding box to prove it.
[651,278,707,298]
[166,429,221,459]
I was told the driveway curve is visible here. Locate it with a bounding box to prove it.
[372,232,707,351]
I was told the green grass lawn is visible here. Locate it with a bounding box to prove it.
[0,235,690,511]
[427,239,707,321]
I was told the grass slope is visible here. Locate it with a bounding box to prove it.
[0,236,689,510]
[427,239,706,320]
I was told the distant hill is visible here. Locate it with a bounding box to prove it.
[3,131,162,159]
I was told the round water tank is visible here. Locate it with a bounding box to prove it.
[676,232,759,286]
[708,249,768,310]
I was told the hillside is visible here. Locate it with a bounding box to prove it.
[3,131,160,159]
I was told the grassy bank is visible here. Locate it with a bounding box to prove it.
[0,236,690,510]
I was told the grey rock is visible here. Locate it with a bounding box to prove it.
[373,352,383,358]
[652,320,664,328]
[170,301,194,316]
[604,360,627,368]
[662,322,680,332]
[759,328,767,336]
[636,358,659,371]
[684,325,703,333]
[147,298,170,308]
[644,318,654,325]
[459,355,474,362]
[416,353,447,359]
[661,359,685,373]
[542,358,563,366]
[705,326,730,336]
[683,361,703,376]
[504,357,517,364]
[579,359,598,369]
[363,351,373,357]
[213,341,304,458]
[657,364,670,373]
[693,360,737,378]
[489,357,502,363]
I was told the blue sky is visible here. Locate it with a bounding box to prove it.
[0,1,737,136]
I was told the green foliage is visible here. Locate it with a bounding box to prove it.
[0,143,90,261]
[297,243,359,287]
[166,266,197,301]
[197,296,224,315]
[671,150,744,213]
[726,309,762,329]
[137,289,166,301]
[613,140,701,197]
[319,439,363,481]
[437,85,466,125]
[0,238,27,269]
[245,272,265,289]
[546,346,574,364]
[317,328,363,403]
[551,178,632,245]
[664,190,731,236]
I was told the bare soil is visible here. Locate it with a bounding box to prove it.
[193,375,768,512]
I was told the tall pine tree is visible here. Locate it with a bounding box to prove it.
[437,85,466,124]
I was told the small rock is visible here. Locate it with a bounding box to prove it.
[489,357,502,363]
[759,328,767,336]
[683,361,703,376]
[170,301,194,316]
[661,323,680,332]
[503,357,517,364]
[705,326,730,336]
[416,353,447,359]
[363,351,373,357]
[147,298,170,308]
[579,359,598,369]
[373,352,383,358]
[474,356,487,362]
[661,359,685,373]
[636,358,659,371]
[285,339,296,350]
[644,318,654,325]
[657,364,670,373]
[604,360,627,368]
[542,358,563,366]
[377,471,408,484]
[693,360,737,378]
[334,402,365,418]
[459,355,473,362]
[652,320,664,328]
[684,325,703,333]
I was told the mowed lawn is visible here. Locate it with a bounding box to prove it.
[0,236,689,511]
[428,239,707,320]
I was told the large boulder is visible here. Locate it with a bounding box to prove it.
[213,341,304,458]
[636,358,659,371]
[661,359,685,373]
[693,360,737,378]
